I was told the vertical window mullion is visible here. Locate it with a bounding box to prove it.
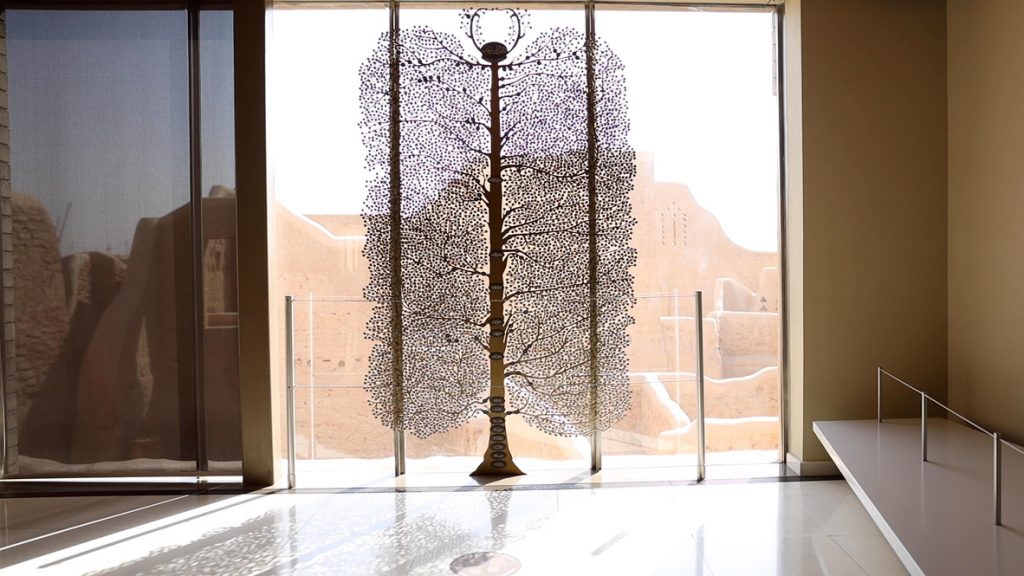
[188,0,208,474]
[585,0,602,472]
[388,0,406,476]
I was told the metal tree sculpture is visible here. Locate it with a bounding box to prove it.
[360,8,636,476]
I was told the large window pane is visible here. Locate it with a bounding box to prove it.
[6,10,196,475]
[201,9,242,473]
[597,8,782,465]
[271,7,391,482]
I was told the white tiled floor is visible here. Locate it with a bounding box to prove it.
[0,480,906,575]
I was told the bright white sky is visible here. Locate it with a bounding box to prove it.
[271,8,779,252]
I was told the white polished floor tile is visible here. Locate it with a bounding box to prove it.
[785,482,884,536]
[0,480,905,576]
[693,484,824,538]
[1,495,176,530]
[700,533,870,576]
[832,535,908,576]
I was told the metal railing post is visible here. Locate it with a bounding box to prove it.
[394,431,406,477]
[286,295,297,489]
[308,297,316,461]
[877,367,883,422]
[994,432,1002,526]
[921,395,928,462]
[695,290,706,482]
[673,289,681,457]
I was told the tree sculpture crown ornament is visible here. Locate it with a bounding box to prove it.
[360,8,636,476]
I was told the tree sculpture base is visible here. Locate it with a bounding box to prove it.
[470,410,526,477]
[470,458,525,478]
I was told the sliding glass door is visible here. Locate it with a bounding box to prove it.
[0,5,240,478]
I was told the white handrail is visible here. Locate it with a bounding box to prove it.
[878,368,991,434]
[876,367,1022,526]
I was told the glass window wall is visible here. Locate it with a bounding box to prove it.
[1,7,240,477]
[273,2,783,485]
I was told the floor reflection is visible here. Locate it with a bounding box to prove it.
[0,480,906,576]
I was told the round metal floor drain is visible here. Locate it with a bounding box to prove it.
[449,551,521,575]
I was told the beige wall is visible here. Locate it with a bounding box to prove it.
[947,0,1024,442]
[787,0,948,463]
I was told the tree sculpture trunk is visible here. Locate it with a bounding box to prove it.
[472,46,523,477]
